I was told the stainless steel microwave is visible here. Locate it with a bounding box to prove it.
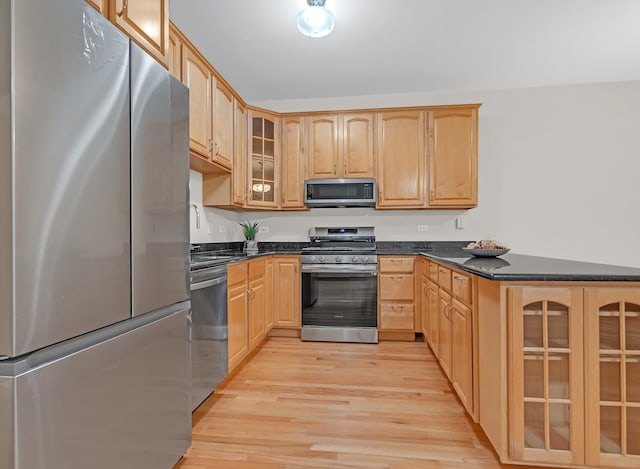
[304,178,376,207]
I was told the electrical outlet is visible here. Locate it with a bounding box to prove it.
[219,225,226,233]
[258,225,269,233]
[207,223,215,235]
[455,217,464,230]
[416,225,429,232]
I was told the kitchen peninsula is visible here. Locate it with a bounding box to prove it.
[419,250,640,468]
[192,241,640,469]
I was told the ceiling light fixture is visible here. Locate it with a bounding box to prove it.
[297,0,335,38]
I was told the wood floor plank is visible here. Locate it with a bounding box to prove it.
[175,337,540,469]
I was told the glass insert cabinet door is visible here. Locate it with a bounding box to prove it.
[508,287,585,466]
[248,111,278,207]
[585,288,640,468]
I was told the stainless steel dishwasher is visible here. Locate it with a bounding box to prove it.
[189,257,231,411]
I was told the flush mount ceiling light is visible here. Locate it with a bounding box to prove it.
[297,0,335,38]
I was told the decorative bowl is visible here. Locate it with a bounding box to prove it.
[462,247,510,258]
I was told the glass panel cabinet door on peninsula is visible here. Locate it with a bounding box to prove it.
[585,289,640,468]
[248,111,278,208]
[508,287,585,467]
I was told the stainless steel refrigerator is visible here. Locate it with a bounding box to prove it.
[0,1,192,468]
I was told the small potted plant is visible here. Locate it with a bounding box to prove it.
[239,220,261,255]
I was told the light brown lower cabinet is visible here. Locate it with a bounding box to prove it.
[227,256,274,373]
[427,280,440,355]
[585,288,640,468]
[273,255,301,328]
[378,256,416,340]
[422,258,473,417]
[420,270,429,337]
[227,262,249,372]
[451,298,473,415]
[508,287,585,467]
[248,258,266,350]
[264,257,274,331]
[438,289,453,380]
[478,281,640,469]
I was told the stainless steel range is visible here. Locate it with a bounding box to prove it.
[301,227,378,344]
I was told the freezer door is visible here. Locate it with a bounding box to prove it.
[12,306,191,469]
[131,43,190,317]
[4,0,131,357]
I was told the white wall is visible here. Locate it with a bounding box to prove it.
[189,170,242,243]
[190,80,640,268]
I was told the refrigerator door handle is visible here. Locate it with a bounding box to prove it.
[186,311,192,343]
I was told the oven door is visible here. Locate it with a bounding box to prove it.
[301,264,378,343]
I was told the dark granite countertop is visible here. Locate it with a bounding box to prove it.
[422,252,640,282]
[190,241,640,282]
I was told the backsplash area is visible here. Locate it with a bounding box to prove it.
[189,170,486,245]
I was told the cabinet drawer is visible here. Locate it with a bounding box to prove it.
[227,261,248,285]
[379,303,415,330]
[429,262,439,282]
[248,258,265,278]
[438,266,452,291]
[379,274,414,300]
[452,271,472,305]
[379,257,415,273]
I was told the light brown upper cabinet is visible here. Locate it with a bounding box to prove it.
[109,0,168,67]
[233,102,247,206]
[281,116,306,209]
[307,113,374,179]
[341,113,375,177]
[211,78,234,171]
[167,23,182,80]
[428,107,478,207]
[307,115,338,179]
[201,100,246,209]
[376,111,427,208]
[182,44,212,163]
[248,110,279,208]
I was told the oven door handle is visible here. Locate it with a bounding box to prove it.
[190,275,227,291]
[301,265,377,275]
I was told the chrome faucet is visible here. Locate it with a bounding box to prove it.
[190,203,200,229]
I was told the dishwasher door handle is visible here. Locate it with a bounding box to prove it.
[190,275,227,291]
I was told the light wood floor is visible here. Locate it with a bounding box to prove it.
[175,337,541,469]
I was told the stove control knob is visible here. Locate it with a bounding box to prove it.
[362,256,369,263]
[352,256,360,263]
[319,256,326,262]
[335,256,343,263]
[309,255,316,262]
